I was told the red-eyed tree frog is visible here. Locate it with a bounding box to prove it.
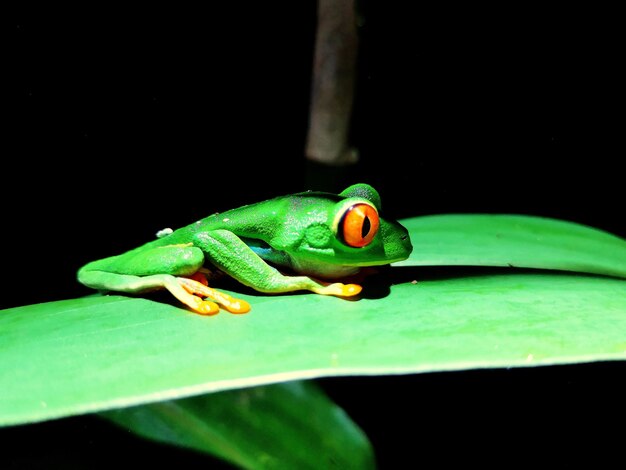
[78,184,413,315]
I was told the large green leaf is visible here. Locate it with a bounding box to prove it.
[1,214,625,428]
[397,214,626,278]
[102,381,374,470]
[2,273,625,427]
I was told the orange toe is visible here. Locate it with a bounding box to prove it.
[340,284,362,297]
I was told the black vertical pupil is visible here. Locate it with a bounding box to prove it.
[361,215,371,238]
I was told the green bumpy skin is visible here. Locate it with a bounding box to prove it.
[78,184,413,315]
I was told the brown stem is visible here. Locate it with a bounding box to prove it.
[305,0,358,166]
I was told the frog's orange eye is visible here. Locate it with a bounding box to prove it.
[340,203,380,248]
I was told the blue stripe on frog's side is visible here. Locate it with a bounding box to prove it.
[242,237,291,268]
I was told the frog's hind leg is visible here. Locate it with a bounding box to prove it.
[78,245,220,315]
[78,271,221,315]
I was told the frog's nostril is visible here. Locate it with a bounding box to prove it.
[401,235,408,241]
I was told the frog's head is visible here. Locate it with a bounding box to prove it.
[282,184,413,278]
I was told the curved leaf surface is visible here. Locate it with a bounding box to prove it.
[102,381,375,470]
[396,214,626,278]
[1,272,625,427]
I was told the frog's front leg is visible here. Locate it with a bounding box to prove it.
[194,230,362,297]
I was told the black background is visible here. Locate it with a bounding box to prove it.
[5,3,624,308]
[4,3,624,467]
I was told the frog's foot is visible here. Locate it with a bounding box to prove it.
[178,277,251,314]
[163,278,219,316]
[180,296,221,316]
[310,282,362,297]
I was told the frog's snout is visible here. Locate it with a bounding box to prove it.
[400,232,413,257]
